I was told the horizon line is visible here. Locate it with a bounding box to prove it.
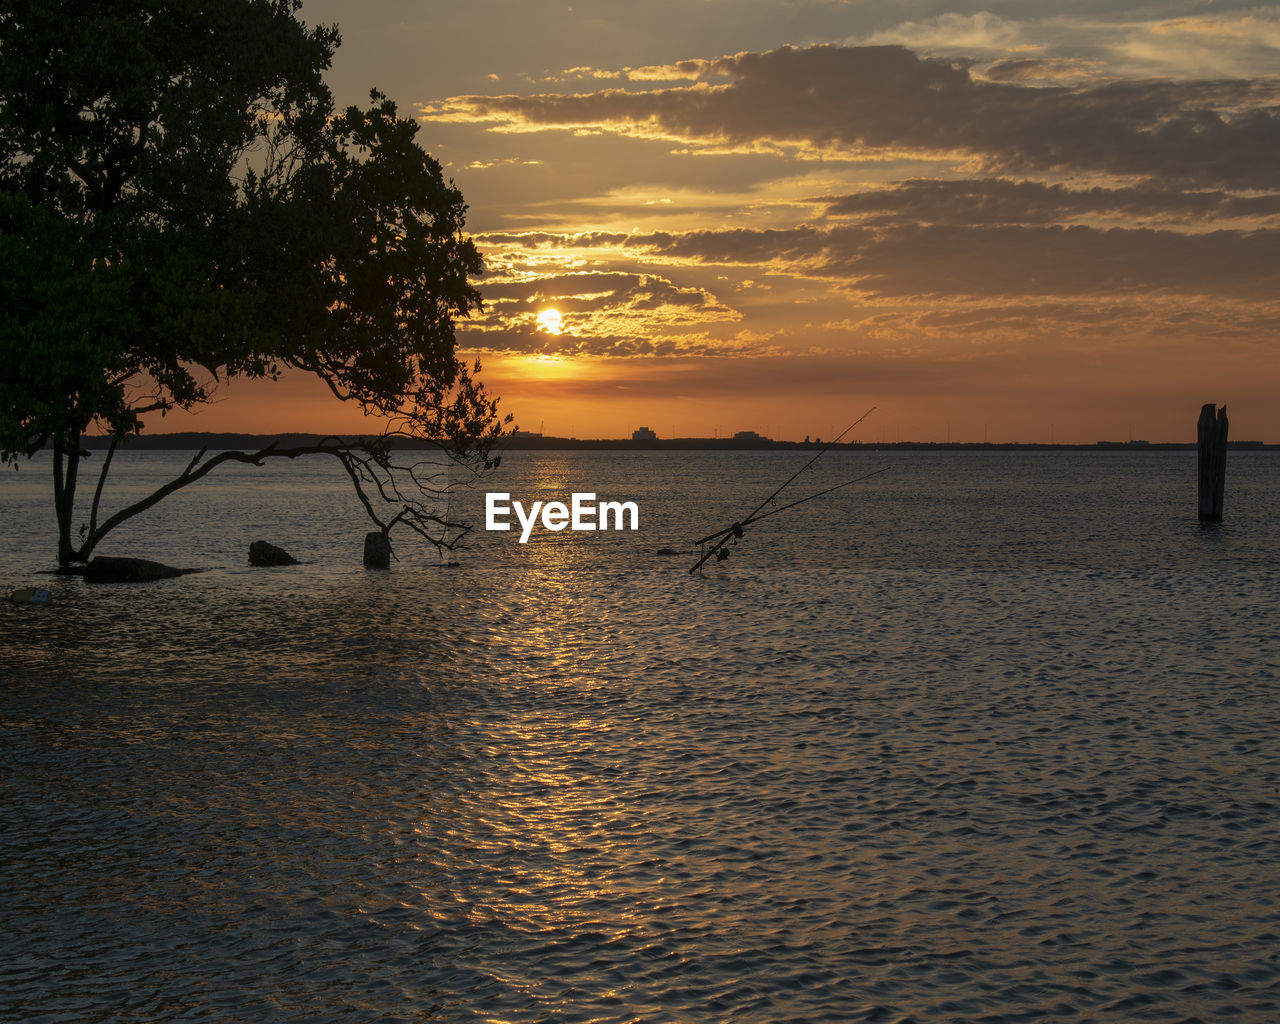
[75,431,1276,450]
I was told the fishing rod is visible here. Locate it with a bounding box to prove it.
[689,406,878,573]
[693,465,892,546]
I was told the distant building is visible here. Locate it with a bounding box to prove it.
[733,430,763,441]
[513,429,542,438]
[632,426,657,441]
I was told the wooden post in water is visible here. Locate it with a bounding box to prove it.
[1197,403,1228,522]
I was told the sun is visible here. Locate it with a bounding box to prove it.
[535,308,563,335]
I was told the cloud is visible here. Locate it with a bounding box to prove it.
[479,270,735,315]
[863,11,1030,56]
[981,58,1104,86]
[422,43,1280,188]
[458,323,756,359]
[483,221,1280,300]
[817,179,1280,226]
[426,28,1280,404]
[861,296,1280,347]
[464,157,544,170]
[465,270,741,355]
[624,58,721,82]
[863,11,1280,82]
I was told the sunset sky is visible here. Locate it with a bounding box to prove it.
[173,1,1280,442]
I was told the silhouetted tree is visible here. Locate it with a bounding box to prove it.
[0,0,508,568]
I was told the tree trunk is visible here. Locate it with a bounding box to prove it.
[53,430,83,570]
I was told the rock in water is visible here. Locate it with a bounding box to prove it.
[84,556,187,583]
[363,531,392,569]
[9,587,52,605]
[249,541,298,567]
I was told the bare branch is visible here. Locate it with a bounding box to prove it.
[77,433,494,562]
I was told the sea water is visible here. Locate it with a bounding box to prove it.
[2,449,1278,1023]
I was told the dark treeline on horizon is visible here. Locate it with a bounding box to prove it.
[70,432,1274,453]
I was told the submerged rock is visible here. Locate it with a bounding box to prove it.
[9,587,52,605]
[249,541,298,567]
[363,531,392,569]
[84,556,189,583]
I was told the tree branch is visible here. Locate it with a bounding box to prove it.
[86,432,118,542]
[78,435,486,563]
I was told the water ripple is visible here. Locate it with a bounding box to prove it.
[4,452,1280,1021]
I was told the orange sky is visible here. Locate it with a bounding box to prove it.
[159,2,1280,442]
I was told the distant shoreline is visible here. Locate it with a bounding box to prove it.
[74,432,1276,452]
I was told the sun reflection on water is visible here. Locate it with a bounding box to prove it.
[5,452,1280,1021]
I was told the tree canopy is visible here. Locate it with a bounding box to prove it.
[0,0,507,567]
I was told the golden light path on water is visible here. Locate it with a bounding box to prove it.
[2,450,1279,1022]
